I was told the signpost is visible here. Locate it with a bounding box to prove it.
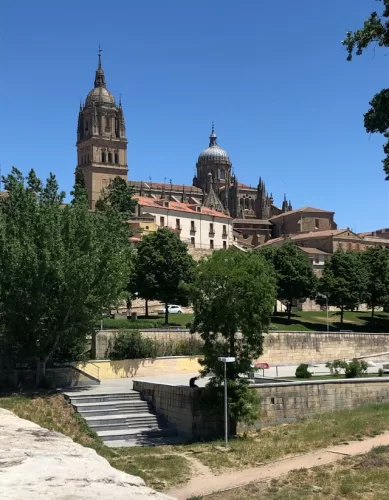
[218,356,235,448]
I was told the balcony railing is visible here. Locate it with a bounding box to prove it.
[222,231,228,238]
[209,230,215,237]
[190,227,197,234]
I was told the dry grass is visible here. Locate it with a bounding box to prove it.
[0,393,191,491]
[179,404,389,472]
[205,445,389,499]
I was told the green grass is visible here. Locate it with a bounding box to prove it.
[3,394,389,492]
[206,445,389,499]
[99,313,193,330]
[270,310,389,332]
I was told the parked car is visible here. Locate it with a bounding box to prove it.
[158,304,183,314]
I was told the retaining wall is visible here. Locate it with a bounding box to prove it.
[133,378,389,440]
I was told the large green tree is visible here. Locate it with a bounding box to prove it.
[343,0,389,178]
[0,168,132,384]
[362,245,389,317]
[260,242,317,322]
[135,228,195,324]
[319,250,367,324]
[191,249,277,435]
[95,176,137,218]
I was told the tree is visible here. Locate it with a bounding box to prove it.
[135,228,195,324]
[0,168,132,385]
[190,249,277,435]
[260,243,317,322]
[95,176,137,218]
[362,245,389,317]
[343,0,389,179]
[319,250,367,324]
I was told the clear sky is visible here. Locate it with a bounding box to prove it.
[1,0,388,231]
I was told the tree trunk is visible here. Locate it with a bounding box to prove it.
[371,305,375,319]
[35,360,46,387]
[229,417,238,437]
[164,302,169,325]
[287,302,292,322]
[90,331,97,360]
[145,299,149,318]
[340,306,344,325]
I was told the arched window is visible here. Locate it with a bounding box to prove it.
[250,199,255,210]
[108,152,112,163]
[240,198,244,209]
[245,198,249,209]
[220,168,225,180]
[115,153,119,164]
[85,121,89,131]
[101,151,106,163]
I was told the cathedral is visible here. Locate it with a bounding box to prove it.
[77,52,293,246]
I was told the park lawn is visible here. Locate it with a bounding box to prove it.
[101,312,193,329]
[3,395,389,490]
[206,445,389,499]
[270,310,389,332]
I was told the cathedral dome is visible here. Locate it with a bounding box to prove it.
[86,87,115,106]
[197,126,231,164]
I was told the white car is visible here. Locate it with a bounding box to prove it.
[158,304,183,314]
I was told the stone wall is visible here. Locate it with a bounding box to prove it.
[133,378,389,440]
[254,378,389,426]
[97,329,389,365]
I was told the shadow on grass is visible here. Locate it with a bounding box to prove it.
[271,312,389,333]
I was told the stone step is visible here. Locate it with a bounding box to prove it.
[70,393,140,405]
[78,406,149,418]
[90,420,161,432]
[104,432,183,448]
[84,413,157,426]
[98,427,175,442]
[74,400,148,411]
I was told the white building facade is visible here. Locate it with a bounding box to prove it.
[135,196,233,250]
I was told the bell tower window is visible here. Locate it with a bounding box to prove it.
[220,168,225,180]
[101,151,106,163]
[115,153,119,164]
[108,152,112,164]
[85,121,89,131]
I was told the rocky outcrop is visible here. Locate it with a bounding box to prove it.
[0,408,175,499]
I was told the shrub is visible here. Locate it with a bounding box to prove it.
[295,363,312,379]
[344,360,368,378]
[110,330,203,360]
[326,359,344,376]
[378,368,384,377]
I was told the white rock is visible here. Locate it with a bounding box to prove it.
[0,408,175,499]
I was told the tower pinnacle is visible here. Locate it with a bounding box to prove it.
[94,45,106,88]
[209,122,217,147]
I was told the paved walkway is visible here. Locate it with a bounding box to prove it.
[166,432,389,499]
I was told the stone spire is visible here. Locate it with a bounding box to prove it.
[203,173,225,213]
[94,45,107,88]
[282,193,288,213]
[209,121,217,147]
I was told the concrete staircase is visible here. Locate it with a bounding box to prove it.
[67,391,180,447]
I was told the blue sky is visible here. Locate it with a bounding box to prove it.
[1,0,388,231]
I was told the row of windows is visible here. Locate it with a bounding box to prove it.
[159,217,227,234]
[101,151,119,164]
[189,237,227,249]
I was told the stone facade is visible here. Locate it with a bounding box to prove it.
[270,207,337,237]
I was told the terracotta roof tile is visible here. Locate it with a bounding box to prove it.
[299,247,330,255]
[135,196,231,219]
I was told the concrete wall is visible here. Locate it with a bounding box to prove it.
[133,378,389,440]
[77,356,200,380]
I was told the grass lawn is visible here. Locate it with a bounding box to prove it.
[270,310,389,332]
[100,313,193,330]
[3,394,389,492]
[205,445,389,499]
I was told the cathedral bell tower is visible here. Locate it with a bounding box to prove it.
[76,48,128,209]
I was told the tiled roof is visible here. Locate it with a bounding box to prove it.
[269,206,334,221]
[135,196,231,219]
[259,237,284,247]
[291,229,354,240]
[129,180,202,194]
[299,247,330,255]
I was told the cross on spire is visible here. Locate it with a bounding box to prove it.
[98,44,103,69]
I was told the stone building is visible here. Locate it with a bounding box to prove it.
[76,50,128,209]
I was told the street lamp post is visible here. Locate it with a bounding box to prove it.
[317,293,329,332]
[218,356,235,448]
